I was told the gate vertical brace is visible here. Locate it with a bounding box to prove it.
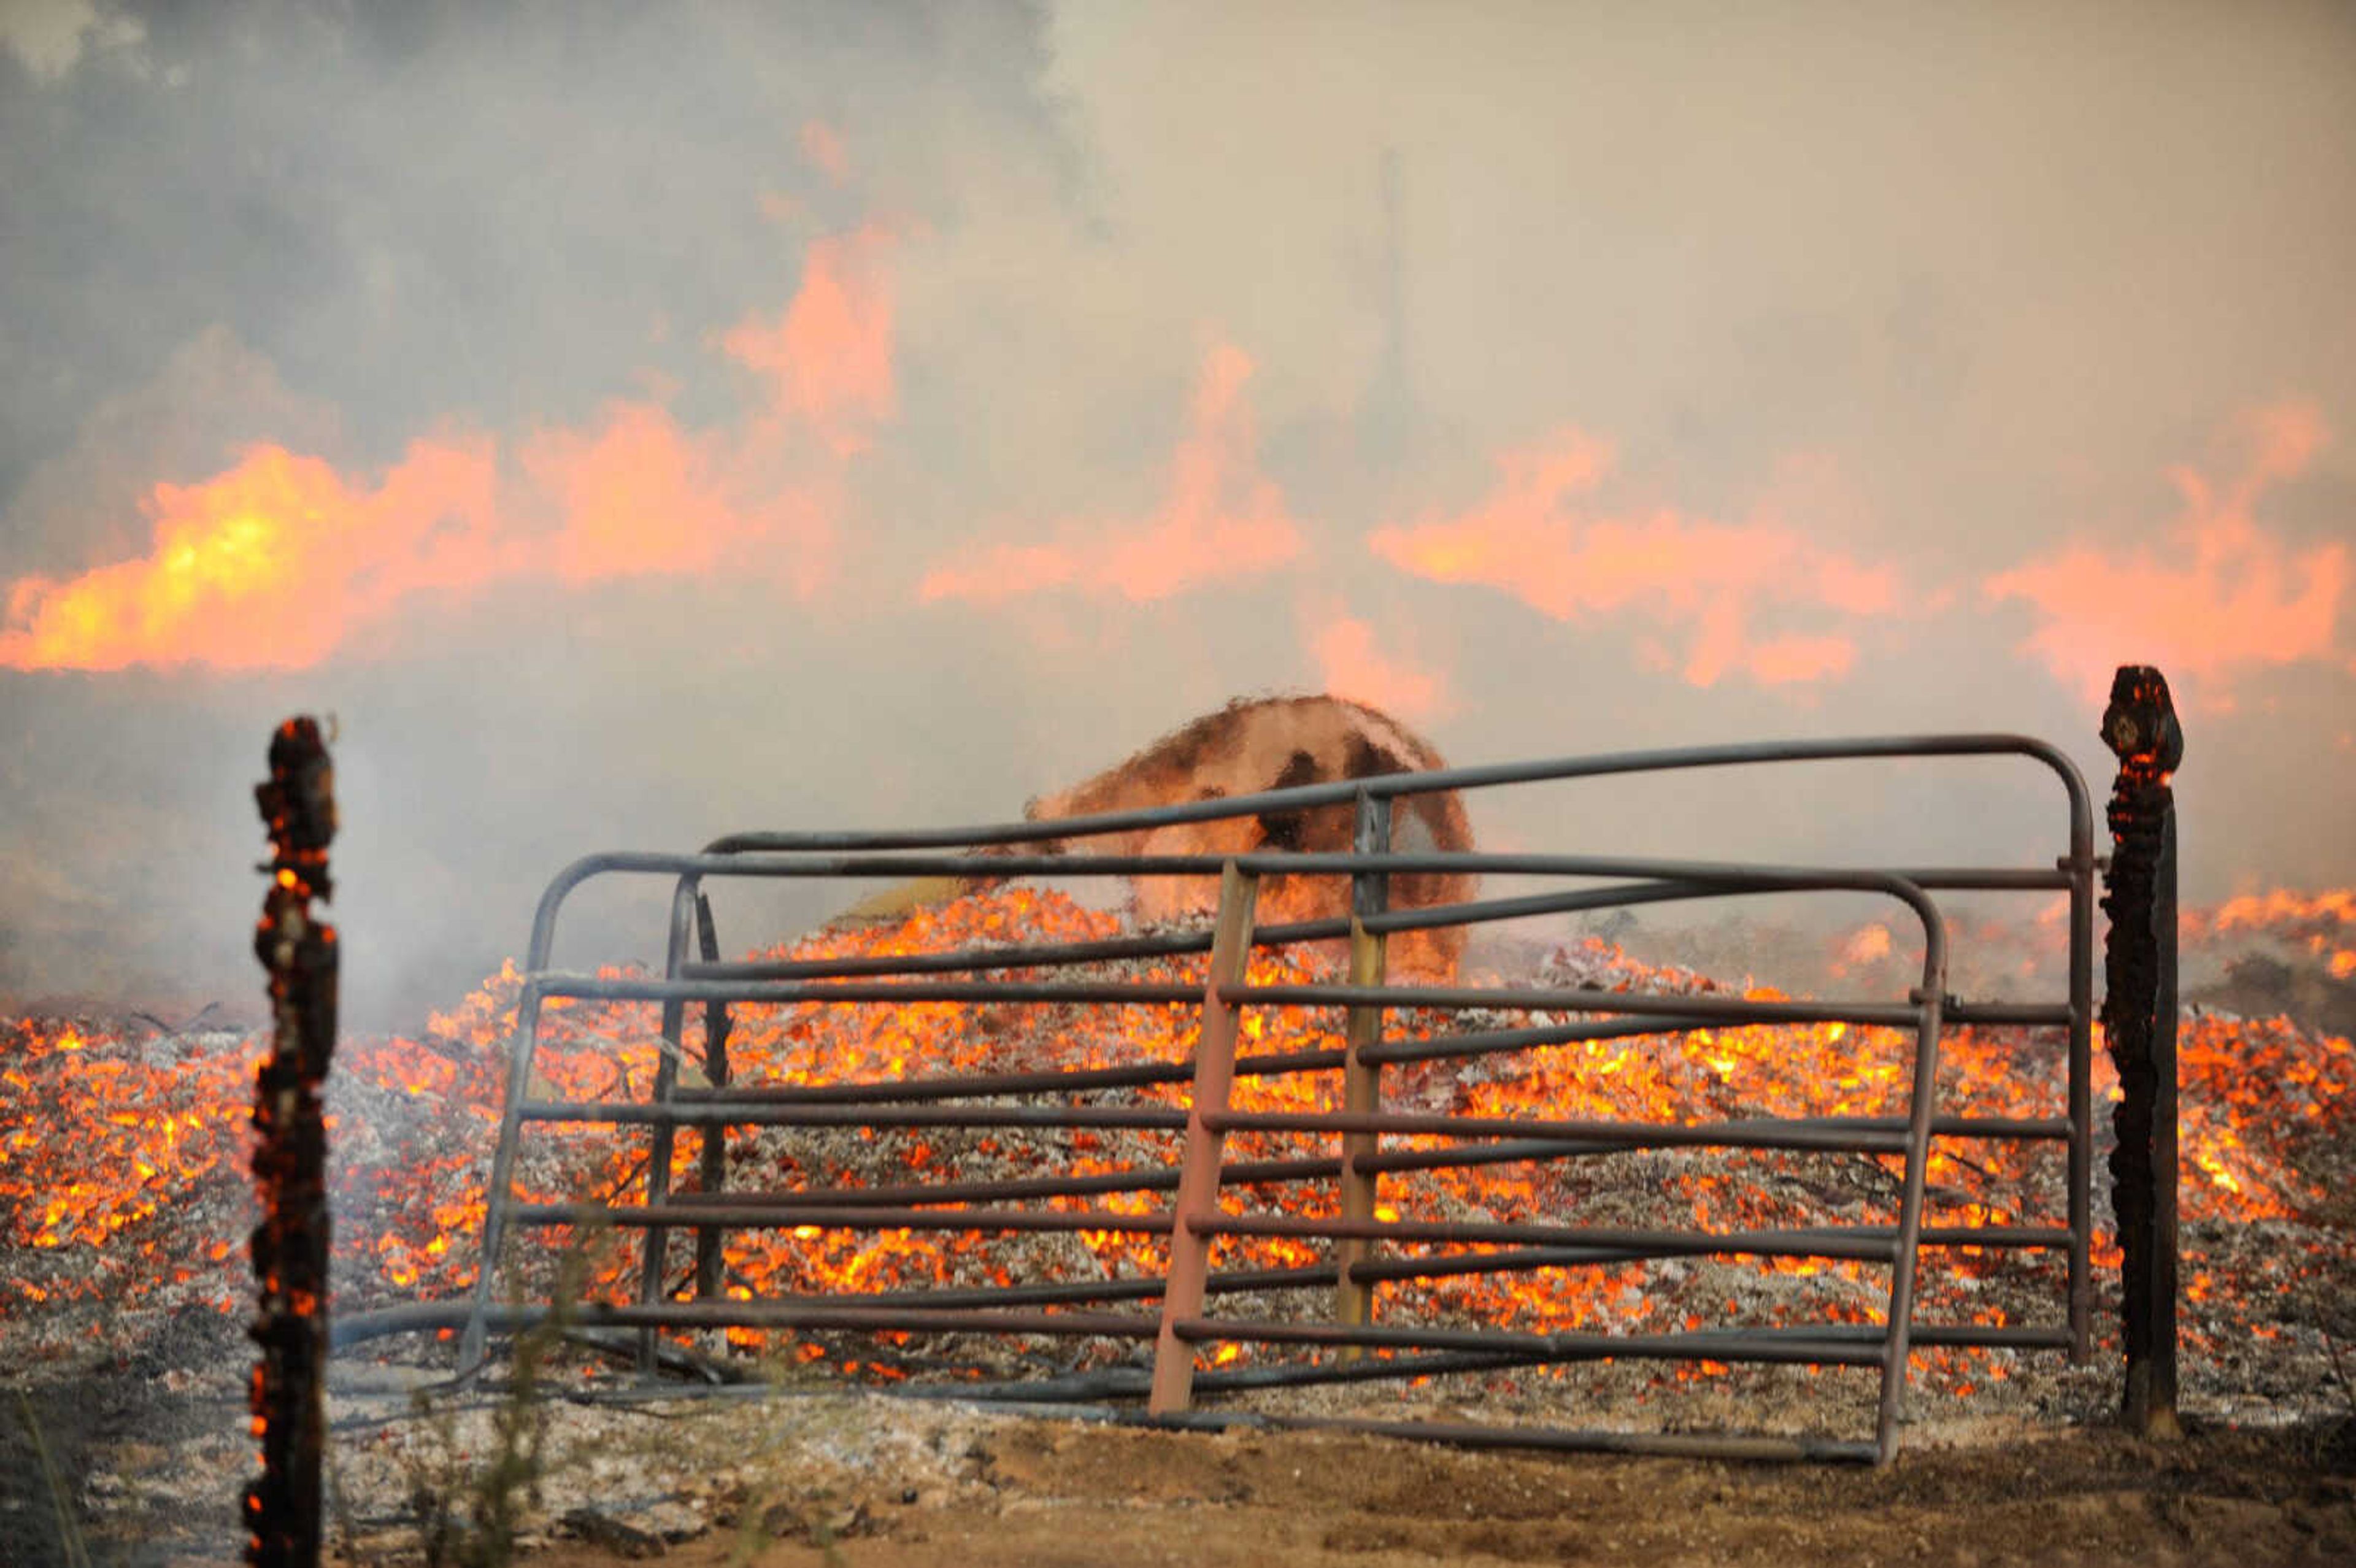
[635,878,700,1374]
[1149,863,1258,1416]
[1335,791,1392,1342]
[461,975,544,1370]
[2100,665,2182,1439]
[693,892,734,1301]
[1873,899,1948,1466]
[247,716,337,1568]
[2066,836,2096,1362]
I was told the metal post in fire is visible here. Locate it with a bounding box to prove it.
[247,716,339,1567]
[1335,791,1393,1341]
[636,878,699,1372]
[1147,863,1257,1416]
[2099,666,2182,1439]
[692,891,734,1301]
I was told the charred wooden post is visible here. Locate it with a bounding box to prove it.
[2100,666,2182,1439]
[1334,791,1392,1340]
[247,716,338,1567]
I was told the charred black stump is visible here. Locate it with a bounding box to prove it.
[247,717,338,1566]
[2100,666,2181,1439]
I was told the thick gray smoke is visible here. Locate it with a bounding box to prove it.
[2,0,2351,1026]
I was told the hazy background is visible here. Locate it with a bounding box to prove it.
[2,0,2350,1028]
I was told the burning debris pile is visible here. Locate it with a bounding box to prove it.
[2187,890,2356,1042]
[3,883,2352,1435]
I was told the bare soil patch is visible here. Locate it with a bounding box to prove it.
[549,1412,2356,1568]
[13,1355,2354,1568]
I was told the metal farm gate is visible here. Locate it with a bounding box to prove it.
[448,735,2098,1464]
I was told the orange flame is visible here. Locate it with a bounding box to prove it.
[1306,610,1449,723]
[1366,428,1896,689]
[2204,886,2355,935]
[0,439,498,671]
[917,341,1304,604]
[0,228,890,672]
[1831,923,1894,977]
[1984,403,2348,706]
[718,221,896,456]
[2182,885,2356,980]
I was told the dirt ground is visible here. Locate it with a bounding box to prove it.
[19,1367,2346,1568]
[353,1407,2356,1568]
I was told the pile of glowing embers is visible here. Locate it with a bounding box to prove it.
[5,886,2351,1427]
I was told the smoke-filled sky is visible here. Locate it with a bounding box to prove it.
[2,0,2352,1026]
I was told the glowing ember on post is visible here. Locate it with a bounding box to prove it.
[246,716,337,1568]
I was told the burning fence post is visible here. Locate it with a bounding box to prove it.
[247,716,338,1566]
[2100,666,2182,1439]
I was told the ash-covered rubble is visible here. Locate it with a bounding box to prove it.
[434,924,2350,1443]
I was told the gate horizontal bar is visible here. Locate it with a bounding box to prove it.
[1202,1107,1914,1152]
[1171,1316,1889,1367]
[517,1099,1188,1131]
[1942,1002,2073,1026]
[506,1200,1177,1235]
[594,1301,1160,1338]
[1334,1223,2071,1280]
[677,866,2065,987]
[528,969,1934,1026]
[690,1153,1337,1210]
[1358,1014,1722,1066]
[1134,1409,1883,1465]
[713,1261,1344,1313]
[1192,1213,1902,1261]
[670,1044,1344,1106]
[697,732,2088,856]
[1223,982,1929,1026]
[337,1293,2070,1361]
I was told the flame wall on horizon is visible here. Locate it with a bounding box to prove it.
[0,1,2351,1027]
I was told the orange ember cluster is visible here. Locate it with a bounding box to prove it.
[2,889,2351,1391]
[2,1024,250,1265]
